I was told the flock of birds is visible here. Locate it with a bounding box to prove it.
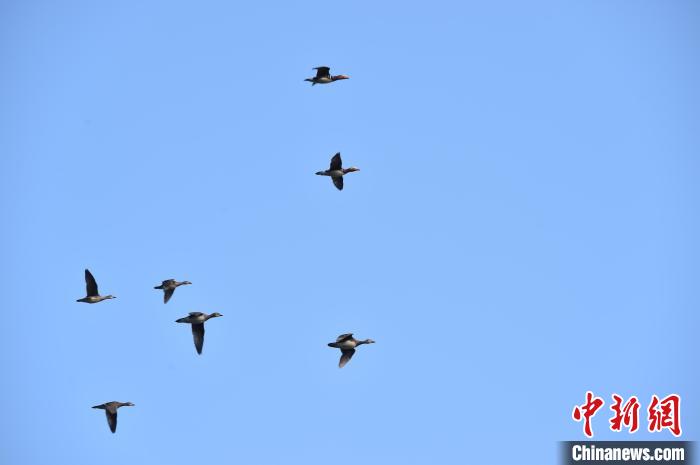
[82,67,372,433]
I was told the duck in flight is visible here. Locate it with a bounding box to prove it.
[76,269,115,303]
[305,66,349,85]
[154,279,192,304]
[315,152,359,191]
[327,333,375,368]
[175,312,223,355]
[92,401,134,433]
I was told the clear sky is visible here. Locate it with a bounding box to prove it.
[1,1,698,464]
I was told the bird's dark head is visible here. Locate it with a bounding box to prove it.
[334,75,350,81]
[209,312,223,318]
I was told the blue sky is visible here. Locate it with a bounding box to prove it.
[1,1,698,464]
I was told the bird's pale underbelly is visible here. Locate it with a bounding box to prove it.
[337,341,356,350]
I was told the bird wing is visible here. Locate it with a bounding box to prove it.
[85,269,99,296]
[192,323,205,355]
[329,152,342,171]
[106,410,117,433]
[336,333,354,342]
[314,66,331,78]
[332,176,344,191]
[159,279,174,288]
[163,288,175,304]
[339,349,355,368]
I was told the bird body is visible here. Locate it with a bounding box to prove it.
[315,153,360,191]
[309,76,333,85]
[77,296,110,303]
[327,333,375,368]
[76,269,115,303]
[176,312,223,354]
[321,169,345,178]
[305,66,349,85]
[332,338,360,350]
[175,311,219,324]
[154,279,191,304]
[92,401,134,433]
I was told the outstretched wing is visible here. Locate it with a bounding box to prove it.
[336,333,353,343]
[314,66,330,78]
[329,152,342,171]
[163,288,175,304]
[332,176,344,190]
[106,410,117,433]
[192,323,205,355]
[339,349,355,368]
[85,269,99,297]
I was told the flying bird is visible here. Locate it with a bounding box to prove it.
[92,401,134,433]
[175,312,223,355]
[76,269,116,303]
[327,333,375,368]
[154,279,192,304]
[315,152,360,191]
[305,66,349,85]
